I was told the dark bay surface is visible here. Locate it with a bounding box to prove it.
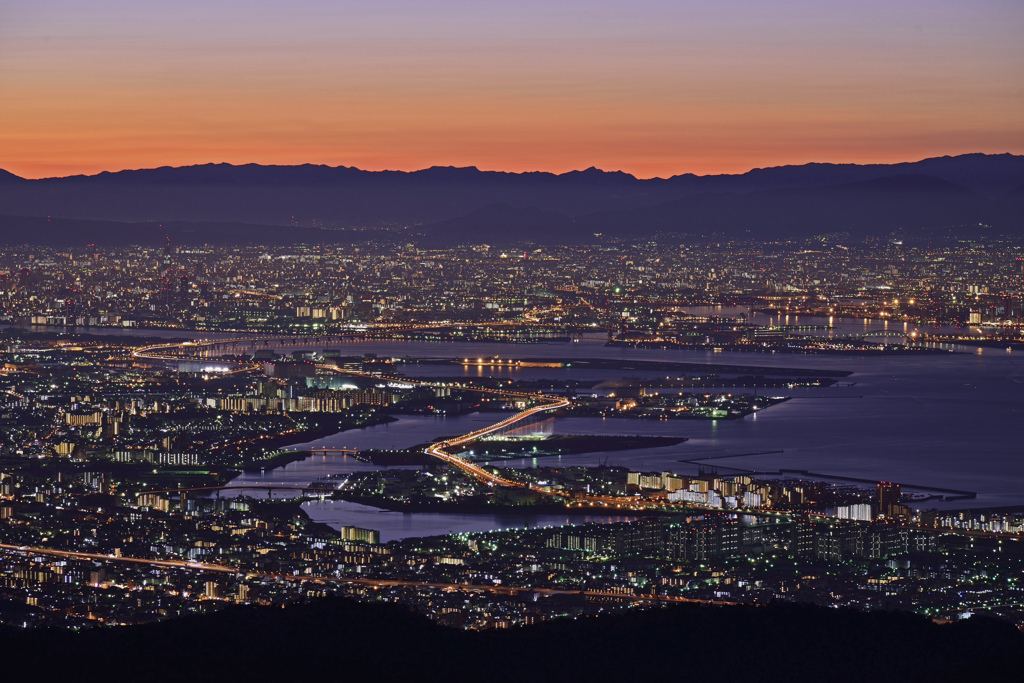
[226,332,1022,539]
[10,313,1015,539]
[300,498,639,544]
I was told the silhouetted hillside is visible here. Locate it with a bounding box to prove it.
[1,598,1020,682]
[1,154,1022,243]
[0,163,674,227]
[691,153,1024,196]
[0,169,24,184]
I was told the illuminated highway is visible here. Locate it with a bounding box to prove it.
[131,336,798,514]
[0,542,238,574]
[134,336,685,508]
[0,542,743,607]
[134,337,573,493]
[423,397,571,490]
[317,363,575,491]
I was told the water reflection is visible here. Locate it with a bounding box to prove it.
[225,341,1024,536]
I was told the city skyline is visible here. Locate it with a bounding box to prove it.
[2,0,1024,667]
[1,237,1022,640]
[2,1,1023,179]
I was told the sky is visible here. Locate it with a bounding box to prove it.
[1,0,1022,179]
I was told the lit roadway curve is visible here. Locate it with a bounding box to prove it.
[132,338,727,511]
[0,542,237,574]
[134,337,572,493]
[319,364,571,491]
[423,397,571,490]
[132,337,800,512]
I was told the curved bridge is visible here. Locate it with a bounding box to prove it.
[132,338,572,496]
[0,541,745,606]
[132,336,704,511]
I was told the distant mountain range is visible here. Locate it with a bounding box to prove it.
[1,153,1022,245]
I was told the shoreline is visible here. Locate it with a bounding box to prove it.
[241,414,399,472]
[330,492,674,516]
[356,434,689,466]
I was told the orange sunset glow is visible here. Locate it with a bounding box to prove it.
[1,0,1022,178]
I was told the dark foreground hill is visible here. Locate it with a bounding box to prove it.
[1,599,1020,682]
[1,153,1023,244]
